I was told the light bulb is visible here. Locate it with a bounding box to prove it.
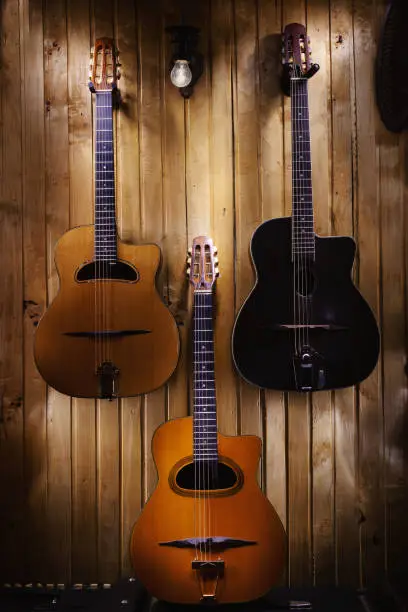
[170,59,192,88]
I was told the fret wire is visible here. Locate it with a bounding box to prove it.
[291,77,315,256]
[193,291,219,462]
[94,93,117,263]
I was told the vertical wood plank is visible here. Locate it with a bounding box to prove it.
[353,0,384,587]
[307,0,335,585]
[137,0,167,504]
[115,0,143,577]
[43,0,72,583]
[184,1,212,244]
[162,0,188,422]
[233,0,263,460]
[67,0,98,583]
[330,0,360,586]
[20,0,48,581]
[93,0,121,583]
[0,0,24,582]
[182,0,212,424]
[210,0,237,437]
[257,0,287,535]
[283,0,312,587]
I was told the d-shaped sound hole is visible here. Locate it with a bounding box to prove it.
[76,260,138,282]
[293,264,316,298]
[170,457,244,496]
[176,461,237,491]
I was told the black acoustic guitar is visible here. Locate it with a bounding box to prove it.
[232,23,380,392]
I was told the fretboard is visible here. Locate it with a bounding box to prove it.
[193,291,218,463]
[291,77,315,259]
[95,91,117,262]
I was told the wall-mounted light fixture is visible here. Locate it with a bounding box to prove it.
[166,25,203,98]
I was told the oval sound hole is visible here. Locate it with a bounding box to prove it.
[176,461,238,491]
[76,260,138,282]
[294,265,315,298]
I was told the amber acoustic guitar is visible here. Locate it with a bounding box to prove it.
[34,39,179,399]
[130,236,286,604]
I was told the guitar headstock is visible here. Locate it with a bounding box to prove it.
[187,236,219,292]
[282,23,319,82]
[89,38,120,92]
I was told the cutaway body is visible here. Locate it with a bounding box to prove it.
[130,416,286,604]
[34,225,179,398]
[232,217,380,391]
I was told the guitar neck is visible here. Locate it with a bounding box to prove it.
[193,290,218,463]
[95,91,117,262]
[291,76,315,259]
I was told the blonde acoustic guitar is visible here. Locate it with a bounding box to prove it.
[130,236,286,604]
[34,39,179,399]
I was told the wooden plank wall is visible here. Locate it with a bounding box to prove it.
[0,0,407,590]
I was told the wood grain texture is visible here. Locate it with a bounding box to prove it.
[283,0,311,588]
[115,0,143,576]
[232,0,263,495]
[307,0,335,585]
[353,0,384,587]
[67,0,97,583]
[0,0,24,582]
[162,0,189,423]
[210,0,237,439]
[43,0,72,582]
[330,0,360,586]
[0,0,406,590]
[20,0,48,580]
[137,0,168,505]
[257,0,287,561]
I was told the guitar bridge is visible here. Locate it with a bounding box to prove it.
[97,361,119,400]
[192,559,224,602]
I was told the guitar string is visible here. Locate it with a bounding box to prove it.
[199,291,206,562]
[107,89,113,375]
[304,75,313,352]
[94,89,97,386]
[298,75,306,356]
[194,288,203,562]
[201,290,209,563]
[102,91,108,379]
[291,73,300,358]
[97,88,115,384]
[298,75,307,357]
[205,289,212,563]
[96,91,102,385]
[195,284,201,559]
[97,91,105,381]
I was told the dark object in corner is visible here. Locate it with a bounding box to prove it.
[376,0,408,132]
[0,578,148,612]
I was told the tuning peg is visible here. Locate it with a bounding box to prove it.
[186,256,192,265]
[186,267,191,275]
[188,247,192,255]
[215,268,220,277]
[214,257,219,265]
[213,246,217,254]
[116,70,121,80]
